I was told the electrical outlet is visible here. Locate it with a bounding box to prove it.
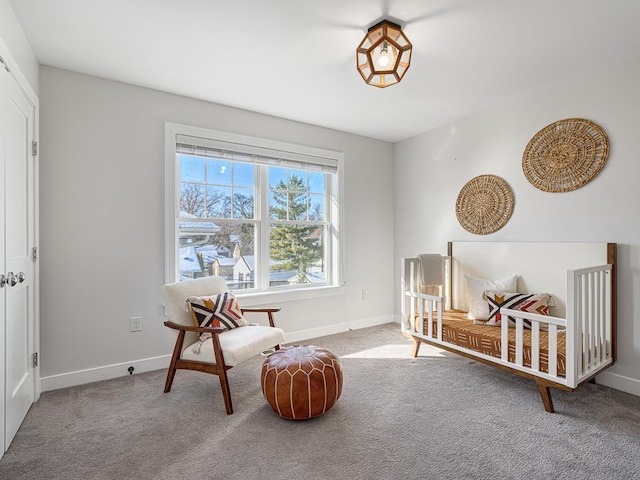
[362,289,368,300]
[130,316,142,332]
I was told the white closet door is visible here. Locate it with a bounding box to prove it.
[0,62,6,456]
[3,66,36,449]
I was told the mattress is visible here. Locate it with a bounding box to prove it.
[417,310,566,376]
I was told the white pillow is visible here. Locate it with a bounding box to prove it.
[464,274,518,320]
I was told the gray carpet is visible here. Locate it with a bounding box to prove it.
[1,323,639,480]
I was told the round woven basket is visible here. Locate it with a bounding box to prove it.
[522,118,609,192]
[455,175,514,235]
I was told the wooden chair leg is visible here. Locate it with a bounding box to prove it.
[536,381,555,413]
[411,337,421,358]
[218,369,233,415]
[164,330,185,393]
[211,333,233,414]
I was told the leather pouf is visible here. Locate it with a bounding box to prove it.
[261,345,343,420]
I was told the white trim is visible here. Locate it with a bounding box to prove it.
[234,285,345,306]
[32,75,40,403]
[39,317,394,391]
[164,123,179,283]
[40,355,172,392]
[595,371,640,397]
[175,134,338,170]
[172,124,343,165]
[0,37,38,106]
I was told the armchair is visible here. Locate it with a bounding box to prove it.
[160,276,286,414]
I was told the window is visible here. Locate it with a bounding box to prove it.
[165,124,343,296]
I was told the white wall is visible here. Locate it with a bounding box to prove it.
[39,66,394,388]
[0,0,38,94]
[394,56,640,396]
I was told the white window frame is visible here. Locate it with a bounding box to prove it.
[165,123,345,305]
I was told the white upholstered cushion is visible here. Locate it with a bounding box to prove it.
[465,273,518,320]
[161,277,229,327]
[161,276,229,346]
[181,325,286,367]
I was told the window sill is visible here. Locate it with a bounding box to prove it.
[233,284,346,307]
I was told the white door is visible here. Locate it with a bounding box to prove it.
[2,66,36,449]
[0,61,6,455]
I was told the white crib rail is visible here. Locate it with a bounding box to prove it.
[401,257,450,338]
[566,264,613,388]
[496,309,566,377]
[402,257,613,389]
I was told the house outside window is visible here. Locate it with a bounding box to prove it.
[165,124,344,297]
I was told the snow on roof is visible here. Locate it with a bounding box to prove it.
[179,246,202,273]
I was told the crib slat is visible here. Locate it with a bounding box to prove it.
[587,272,596,371]
[501,317,508,362]
[566,269,576,387]
[548,324,558,377]
[594,271,601,364]
[531,322,540,372]
[579,274,586,376]
[418,296,424,335]
[600,270,606,361]
[515,318,524,366]
[427,300,433,338]
[602,271,613,359]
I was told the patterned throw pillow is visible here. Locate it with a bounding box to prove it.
[465,274,518,320]
[484,291,552,328]
[188,292,248,337]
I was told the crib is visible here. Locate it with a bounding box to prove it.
[401,242,616,412]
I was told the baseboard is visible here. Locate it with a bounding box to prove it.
[595,371,640,397]
[40,316,394,392]
[40,355,171,392]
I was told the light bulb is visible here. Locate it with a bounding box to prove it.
[377,41,390,68]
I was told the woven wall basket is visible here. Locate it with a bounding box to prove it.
[455,174,514,235]
[522,118,609,192]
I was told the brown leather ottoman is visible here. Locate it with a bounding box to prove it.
[261,345,343,420]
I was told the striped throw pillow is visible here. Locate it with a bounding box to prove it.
[484,291,551,328]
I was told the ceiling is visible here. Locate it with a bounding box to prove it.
[9,0,640,142]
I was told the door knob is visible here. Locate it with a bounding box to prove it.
[0,274,5,288]
[7,272,17,287]
[18,272,25,283]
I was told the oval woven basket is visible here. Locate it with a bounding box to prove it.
[522,118,609,193]
[455,174,514,235]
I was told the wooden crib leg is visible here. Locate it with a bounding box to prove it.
[536,381,555,413]
[411,337,421,357]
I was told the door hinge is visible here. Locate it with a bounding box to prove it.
[32,246,38,262]
[32,141,38,157]
[33,352,38,368]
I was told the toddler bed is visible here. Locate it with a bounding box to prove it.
[401,242,616,413]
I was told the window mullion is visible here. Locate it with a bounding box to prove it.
[257,165,270,289]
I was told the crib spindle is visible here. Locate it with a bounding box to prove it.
[531,322,540,372]
[515,318,524,366]
[548,324,558,377]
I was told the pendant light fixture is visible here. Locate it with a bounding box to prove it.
[356,20,412,88]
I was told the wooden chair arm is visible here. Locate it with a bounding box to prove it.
[164,321,225,334]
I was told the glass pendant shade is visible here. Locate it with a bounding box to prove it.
[356,20,412,88]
